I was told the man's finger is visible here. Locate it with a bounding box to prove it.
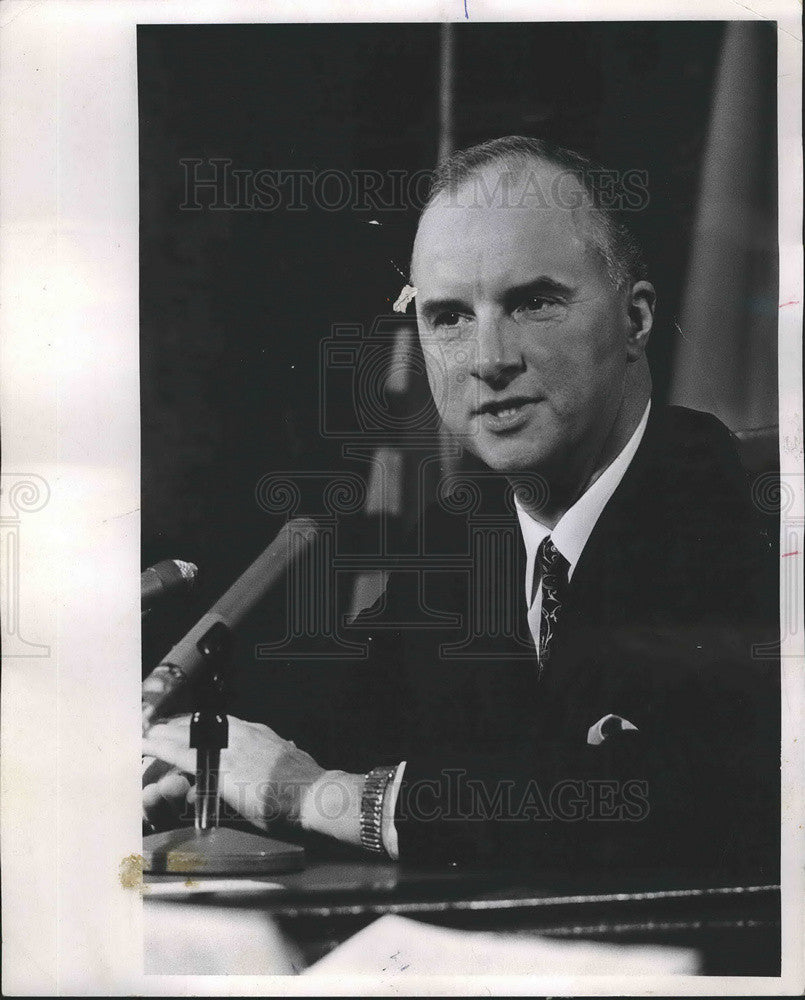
[143,771,192,830]
[145,715,192,741]
[142,737,195,774]
[156,769,192,800]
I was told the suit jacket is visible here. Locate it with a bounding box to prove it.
[329,405,780,881]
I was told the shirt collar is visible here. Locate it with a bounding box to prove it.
[515,401,651,597]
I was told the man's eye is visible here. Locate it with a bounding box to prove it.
[512,295,564,321]
[519,296,553,312]
[433,311,465,328]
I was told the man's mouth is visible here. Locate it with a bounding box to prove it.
[472,396,541,433]
[474,396,540,417]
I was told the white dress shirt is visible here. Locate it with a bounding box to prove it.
[383,401,651,859]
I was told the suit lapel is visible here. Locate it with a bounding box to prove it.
[567,404,667,623]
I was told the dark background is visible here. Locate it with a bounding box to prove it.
[138,22,776,746]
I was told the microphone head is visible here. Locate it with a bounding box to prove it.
[150,559,198,588]
[141,559,199,612]
[143,521,321,726]
[172,559,199,584]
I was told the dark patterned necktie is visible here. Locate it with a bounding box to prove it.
[534,536,569,674]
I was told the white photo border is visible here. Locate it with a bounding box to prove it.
[1,0,802,995]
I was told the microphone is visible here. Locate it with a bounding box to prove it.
[141,559,198,612]
[142,518,320,731]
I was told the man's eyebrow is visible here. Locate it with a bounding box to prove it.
[420,277,574,321]
[418,297,470,321]
[501,276,574,308]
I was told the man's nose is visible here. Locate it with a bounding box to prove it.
[469,315,525,387]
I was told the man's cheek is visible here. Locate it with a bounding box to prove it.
[432,386,462,434]
[443,372,470,413]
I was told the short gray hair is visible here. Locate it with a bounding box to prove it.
[423,135,647,290]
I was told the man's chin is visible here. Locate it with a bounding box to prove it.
[471,440,555,478]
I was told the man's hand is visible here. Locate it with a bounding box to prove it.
[142,764,195,831]
[143,715,363,844]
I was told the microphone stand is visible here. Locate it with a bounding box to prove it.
[143,621,305,875]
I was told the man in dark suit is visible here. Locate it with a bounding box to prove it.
[339,403,779,879]
[144,137,779,881]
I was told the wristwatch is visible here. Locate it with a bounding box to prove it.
[360,764,398,853]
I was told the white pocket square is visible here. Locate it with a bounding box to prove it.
[587,713,639,746]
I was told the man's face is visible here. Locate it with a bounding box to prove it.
[412,163,637,485]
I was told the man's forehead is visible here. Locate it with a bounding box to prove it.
[411,163,596,286]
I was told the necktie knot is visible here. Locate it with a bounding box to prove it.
[536,536,567,581]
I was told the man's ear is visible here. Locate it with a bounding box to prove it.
[625,281,655,361]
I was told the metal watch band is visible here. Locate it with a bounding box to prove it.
[360,764,397,853]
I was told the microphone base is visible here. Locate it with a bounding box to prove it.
[143,826,305,875]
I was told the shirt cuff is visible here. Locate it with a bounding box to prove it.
[381,760,406,860]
